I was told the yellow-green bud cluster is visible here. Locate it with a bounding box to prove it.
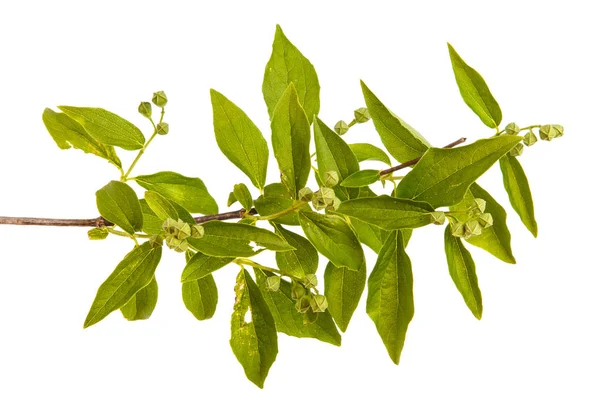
[161,218,204,253]
[312,187,340,211]
[449,198,494,240]
[539,124,564,141]
[290,278,328,324]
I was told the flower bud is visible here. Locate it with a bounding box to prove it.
[295,295,312,313]
[157,122,169,135]
[329,196,342,211]
[88,227,109,240]
[312,197,328,211]
[152,91,168,107]
[464,219,483,239]
[539,124,561,141]
[266,275,281,292]
[298,187,314,202]
[310,294,328,313]
[477,212,494,228]
[471,198,486,214]
[324,171,339,187]
[291,280,306,300]
[138,102,152,118]
[303,308,318,325]
[176,222,192,240]
[191,224,205,239]
[523,130,538,147]
[334,120,349,135]
[451,222,465,238]
[354,107,371,123]
[162,217,179,235]
[313,187,336,210]
[504,122,520,135]
[430,211,446,225]
[509,142,524,157]
[166,236,188,253]
[303,274,318,289]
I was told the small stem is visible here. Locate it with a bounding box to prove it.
[121,108,165,181]
[256,201,307,221]
[379,137,466,176]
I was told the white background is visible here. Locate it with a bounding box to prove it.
[1,1,598,400]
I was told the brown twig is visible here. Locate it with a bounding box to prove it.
[379,137,467,176]
[0,138,467,229]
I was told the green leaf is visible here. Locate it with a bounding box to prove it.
[349,217,390,253]
[324,261,366,332]
[135,171,218,215]
[96,181,143,234]
[360,81,430,162]
[263,24,320,121]
[272,224,318,278]
[298,211,364,272]
[254,183,310,226]
[348,143,391,166]
[144,190,179,221]
[139,200,164,235]
[120,276,158,321]
[254,269,341,346]
[340,169,381,188]
[499,155,538,237]
[313,116,360,200]
[210,89,269,190]
[182,274,218,320]
[230,268,278,388]
[58,106,145,150]
[233,183,253,211]
[395,136,522,208]
[366,231,414,364]
[444,226,483,319]
[84,242,162,328]
[447,43,502,128]
[42,108,122,167]
[337,195,435,230]
[181,252,233,282]
[450,183,515,264]
[271,83,311,198]
[188,221,293,258]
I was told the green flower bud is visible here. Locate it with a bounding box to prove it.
[354,107,371,123]
[88,227,109,240]
[504,122,520,135]
[451,222,465,238]
[303,274,318,289]
[311,197,328,211]
[334,120,349,135]
[523,130,538,147]
[539,124,562,141]
[191,224,205,239]
[328,196,342,211]
[266,276,281,292]
[166,236,188,253]
[477,212,494,229]
[149,235,164,248]
[303,308,318,325]
[176,222,192,240]
[430,211,446,225]
[470,198,486,214]
[298,187,314,202]
[157,122,169,135]
[152,90,168,107]
[162,217,179,235]
[312,187,336,210]
[296,295,312,313]
[324,171,339,187]
[138,102,152,118]
[291,280,306,300]
[464,219,483,239]
[310,294,328,313]
[553,124,564,138]
[509,142,524,157]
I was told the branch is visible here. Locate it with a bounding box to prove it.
[379,137,467,176]
[0,138,467,229]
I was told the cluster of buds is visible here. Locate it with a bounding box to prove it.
[449,198,494,240]
[502,122,564,156]
[334,107,371,135]
[298,170,342,211]
[289,274,328,324]
[139,91,169,135]
[157,218,204,253]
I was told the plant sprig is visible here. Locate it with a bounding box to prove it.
[0,24,563,389]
